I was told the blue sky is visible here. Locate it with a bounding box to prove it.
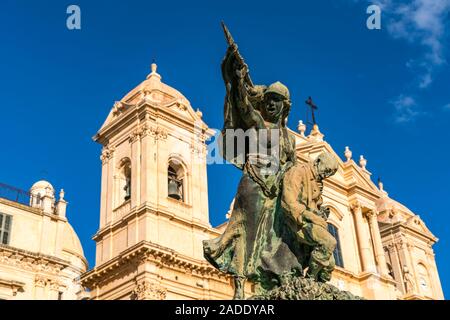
[0,0,449,297]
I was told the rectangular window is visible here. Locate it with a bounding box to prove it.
[0,213,12,245]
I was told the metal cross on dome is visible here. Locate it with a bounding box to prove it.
[305,96,318,125]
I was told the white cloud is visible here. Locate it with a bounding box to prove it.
[391,95,421,122]
[356,1,449,122]
[419,72,432,88]
[366,0,450,88]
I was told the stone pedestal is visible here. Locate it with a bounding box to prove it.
[249,276,363,300]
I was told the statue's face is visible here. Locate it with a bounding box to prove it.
[314,156,338,181]
[262,93,285,123]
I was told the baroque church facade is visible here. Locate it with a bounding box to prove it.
[0,181,87,299]
[78,63,444,300]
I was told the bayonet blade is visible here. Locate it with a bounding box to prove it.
[221,21,235,47]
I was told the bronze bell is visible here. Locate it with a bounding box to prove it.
[168,178,181,200]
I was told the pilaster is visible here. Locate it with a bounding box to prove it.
[350,201,376,273]
[366,210,389,276]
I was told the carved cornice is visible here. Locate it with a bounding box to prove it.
[80,241,229,289]
[0,244,70,276]
[0,197,42,216]
[379,221,438,244]
[95,98,213,148]
[93,204,217,241]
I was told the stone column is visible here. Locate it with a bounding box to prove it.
[112,174,119,223]
[130,130,141,208]
[366,210,389,276]
[34,276,47,299]
[200,143,210,224]
[140,121,154,206]
[425,250,444,299]
[105,146,115,225]
[99,149,110,228]
[156,127,168,207]
[49,281,60,300]
[350,201,376,273]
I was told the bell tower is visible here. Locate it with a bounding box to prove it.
[81,62,235,300]
[91,63,215,266]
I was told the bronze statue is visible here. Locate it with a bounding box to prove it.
[281,152,339,282]
[203,23,340,300]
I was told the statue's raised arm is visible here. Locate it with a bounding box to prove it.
[221,22,265,131]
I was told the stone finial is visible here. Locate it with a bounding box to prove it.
[147,62,162,80]
[378,178,389,196]
[359,155,367,170]
[59,189,65,201]
[196,108,203,118]
[308,124,324,142]
[377,178,384,191]
[297,120,306,136]
[56,189,68,218]
[344,146,352,162]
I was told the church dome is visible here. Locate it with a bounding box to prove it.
[376,181,415,219]
[96,62,207,136]
[377,196,414,215]
[120,62,190,106]
[61,222,87,269]
[30,180,55,196]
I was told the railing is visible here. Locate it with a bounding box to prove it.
[0,182,32,206]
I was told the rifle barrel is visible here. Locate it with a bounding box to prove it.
[221,22,254,88]
[221,21,235,46]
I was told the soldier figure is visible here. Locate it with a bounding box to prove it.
[281,152,339,282]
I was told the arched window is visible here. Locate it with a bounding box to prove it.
[118,158,131,204]
[35,193,42,207]
[168,159,185,202]
[327,223,344,268]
